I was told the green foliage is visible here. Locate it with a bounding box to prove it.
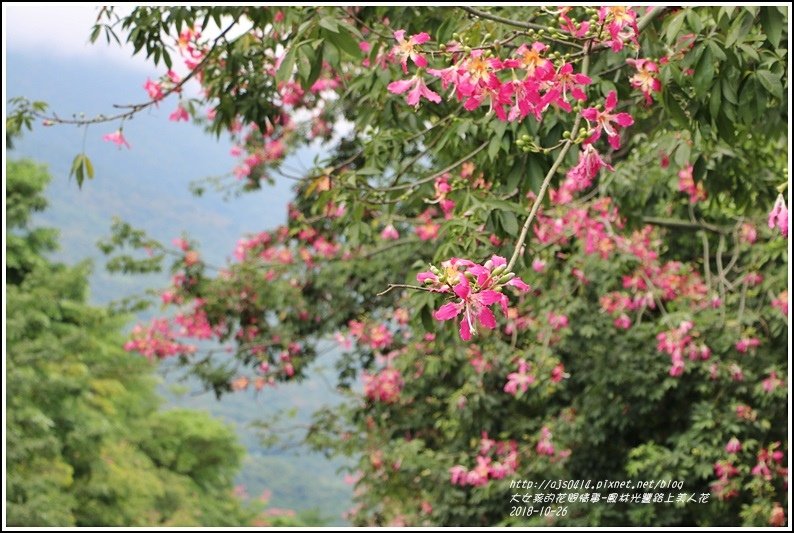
[5,159,255,526]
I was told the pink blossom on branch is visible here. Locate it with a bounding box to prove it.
[768,194,788,238]
[678,163,707,203]
[391,29,430,73]
[582,91,634,149]
[598,6,640,52]
[143,78,164,101]
[428,255,529,341]
[387,75,442,108]
[503,359,536,396]
[169,104,190,122]
[380,224,400,240]
[103,129,131,149]
[627,58,662,105]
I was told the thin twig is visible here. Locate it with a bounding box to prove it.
[642,216,730,235]
[376,283,438,297]
[372,140,489,192]
[37,22,239,126]
[700,231,711,289]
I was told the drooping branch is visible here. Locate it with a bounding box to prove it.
[33,21,239,126]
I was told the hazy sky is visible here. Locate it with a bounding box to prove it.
[4,4,151,70]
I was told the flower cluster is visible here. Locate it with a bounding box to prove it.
[656,321,711,377]
[420,255,530,340]
[386,25,605,124]
[503,358,536,396]
[627,58,662,104]
[124,318,196,359]
[349,320,394,351]
[363,367,404,403]
[677,163,707,203]
[449,433,518,487]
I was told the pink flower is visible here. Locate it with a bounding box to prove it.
[434,275,502,341]
[392,29,430,73]
[565,144,614,191]
[740,222,757,244]
[725,437,742,454]
[558,7,590,38]
[536,427,555,456]
[532,259,546,272]
[550,363,566,383]
[614,314,632,329]
[388,75,442,107]
[503,359,536,396]
[143,78,164,101]
[546,62,592,112]
[449,465,468,486]
[761,370,783,393]
[169,104,189,122]
[103,129,131,149]
[771,290,788,317]
[627,58,661,105]
[598,6,639,52]
[582,91,634,149]
[363,367,403,403]
[548,312,569,330]
[735,337,761,353]
[768,195,788,238]
[505,42,553,80]
[380,224,399,240]
[415,221,440,241]
[678,164,707,203]
[172,237,190,251]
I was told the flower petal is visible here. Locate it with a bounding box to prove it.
[477,306,497,329]
[434,302,462,321]
[507,277,530,292]
[459,317,472,340]
[478,290,503,306]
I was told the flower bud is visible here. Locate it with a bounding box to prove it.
[491,265,507,277]
[498,272,516,284]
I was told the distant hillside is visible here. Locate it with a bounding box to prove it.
[6,50,352,524]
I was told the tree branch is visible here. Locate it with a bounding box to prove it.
[642,216,731,235]
[36,21,239,126]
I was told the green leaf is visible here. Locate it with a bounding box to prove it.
[327,28,361,59]
[318,17,339,33]
[499,210,519,237]
[706,40,726,62]
[760,6,783,48]
[276,45,297,84]
[692,47,714,99]
[756,69,783,99]
[708,83,722,118]
[665,11,686,44]
[686,10,703,33]
[83,155,94,179]
[487,135,502,161]
[69,153,85,189]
